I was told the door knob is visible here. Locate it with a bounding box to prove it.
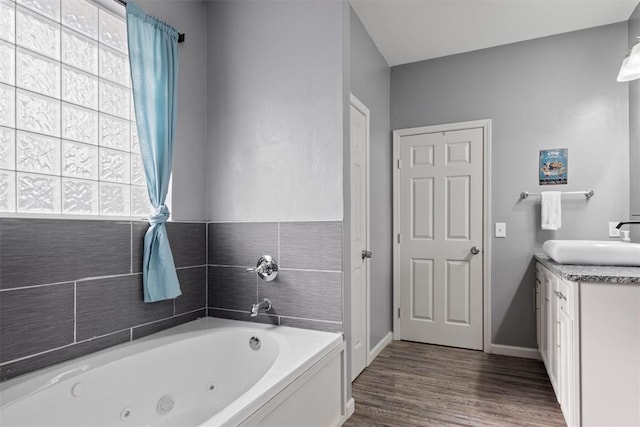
[361,250,372,259]
[470,246,480,255]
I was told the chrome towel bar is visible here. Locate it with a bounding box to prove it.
[520,189,594,200]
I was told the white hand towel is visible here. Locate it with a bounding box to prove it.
[541,191,562,230]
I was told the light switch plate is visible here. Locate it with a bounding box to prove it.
[495,222,506,238]
[609,222,621,238]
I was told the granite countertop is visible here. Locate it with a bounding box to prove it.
[535,254,640,284]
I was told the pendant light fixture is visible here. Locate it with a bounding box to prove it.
[618,38,640,82]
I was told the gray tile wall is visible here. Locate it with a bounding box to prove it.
[0,218,207,382]
[0,218,343,382]
[207,221,343,333]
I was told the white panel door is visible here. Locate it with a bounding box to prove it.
[350,97,369,380]
[398,128,483,350]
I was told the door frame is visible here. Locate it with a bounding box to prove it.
[392,119,492,353]
[349,93,371,371]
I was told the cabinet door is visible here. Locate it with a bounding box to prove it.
[559,306,573,426]
[537,265,547,365]
[536,274,541,350]
[546,271,558,394]
[558,278,579,427]
[540,282,547,365]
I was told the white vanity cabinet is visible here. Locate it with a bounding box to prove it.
[536,261,640,427]
[537,263,579,426]
[556,277,579,427]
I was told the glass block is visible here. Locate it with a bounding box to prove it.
[100,147,130,183]
[62,140,98,179]
[62,103,98,145]
[99,45,129,86]
[62,65,98,110]
[99,80,129,119]
[0,84,15,128]
[99,114,129,151]
[131,185,151,217]
[100,182,129,216]
[16,89,61,137]
[99,9,127,54]
[0,40,15,85]
[62,0,98,40]
[16,48,61,98]
[17,172,61,213]
[16,130,60,175]
[0,127,16,170]
[16,6,61,61]
[62,177,98,214]
[0,0,16,43]
[131,122,140,153]
[62,27,98,75]
[131,154,146,186]
[0,170,16,212]
[16,0,60,22]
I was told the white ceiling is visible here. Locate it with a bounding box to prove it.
[350,0,639,66]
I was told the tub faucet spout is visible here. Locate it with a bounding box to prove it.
[251,298,272,317]
[616,221,640,229]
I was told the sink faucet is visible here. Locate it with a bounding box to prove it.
[616,221,640,229]
[251,298,272,317]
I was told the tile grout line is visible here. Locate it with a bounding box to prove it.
[0,280,75,292]
[208,307,278,320]
[130,221,133,274]
[207,219,341,224]
[0,328,130,367]
[0,308,208,368]
[205,222,209,314]
[208,307,341,325]
[77,271,142,282]
[1,272,146,293]
[279,315,343,324]
[176,264,208,270]
[131,307,205,331]
[73,281,77,343]
[207,264,342,274]
[0,267,208,293]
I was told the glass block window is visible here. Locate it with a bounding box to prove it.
[0,0,151,217]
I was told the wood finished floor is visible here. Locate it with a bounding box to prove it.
[344,341,565,427]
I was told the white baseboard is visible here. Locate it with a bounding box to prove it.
[368,332,393,364]
[345,397,355,419]
[490,344,541,360]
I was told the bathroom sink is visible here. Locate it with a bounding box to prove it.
[543,240,640,266]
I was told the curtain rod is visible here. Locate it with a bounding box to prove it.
[114,0,185,43]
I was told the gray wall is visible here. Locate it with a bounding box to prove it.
[349,8,392,351]
[391,23,630,347]
[137,0,208,222]
[205,0,350,398]
[629,4,640,221]
[205,0,344,222]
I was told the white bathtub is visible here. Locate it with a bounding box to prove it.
[0,318,346,426]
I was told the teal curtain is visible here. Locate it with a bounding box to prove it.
[126,2,181,302]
